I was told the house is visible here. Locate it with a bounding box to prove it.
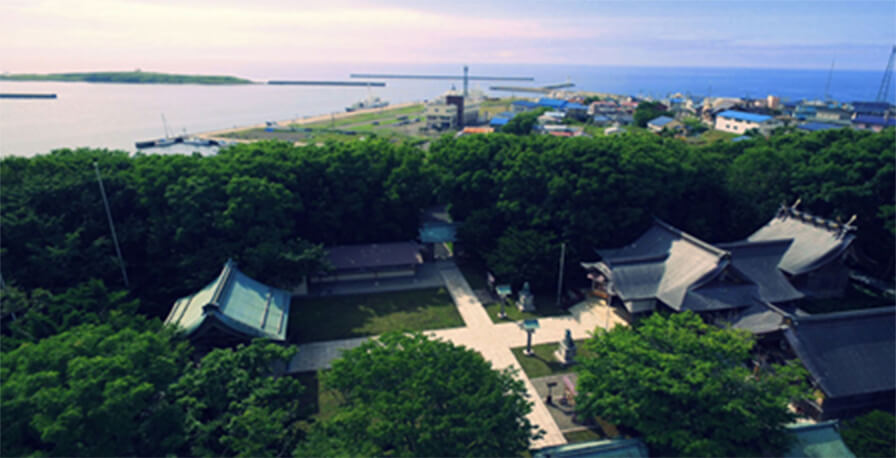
[797,122,843,132]
[714,110,781,135]
[313,242,422,283]
[785,421,856,457]
[537,98,568,110]
[534,438,649,458]
[564,102,588,121]
[490,116,511,128]
[851,114,896,132]
[591,114,611,125]
[165,259,291,346]
[456,126,494,136]
[604,125,624,135]
[511,100,539,113]
[746,204,855,298]
[538,111,566,125]
[647,115,681,133]
[785,307,895,420]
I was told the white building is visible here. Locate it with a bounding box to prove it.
[714,110,781,135]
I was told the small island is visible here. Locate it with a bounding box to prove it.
[0,71,254,85]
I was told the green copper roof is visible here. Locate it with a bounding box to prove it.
[785,421,856,458]
[165,259,291,341]
[535,438,649,458]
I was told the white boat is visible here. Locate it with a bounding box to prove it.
[346,95,389,112]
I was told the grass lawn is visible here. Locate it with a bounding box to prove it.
[510,340,594,378]
[294,371,341,423]
[799,283,894,314]
[485,295,570,324]
[701,129,739,143]
[289,287,463,343]
[563,428,606,444]
[304,104,424,128]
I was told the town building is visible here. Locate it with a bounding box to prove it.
[797,122,844,132]
[537,98,568,110]
[164,259,291,346]
[714,110,781,135]
[647,115,681,133]
[511,100,539,113]
[313,242,422,283]
[564,102,588,121]
[424,92,481,131]
[785,307,895,420]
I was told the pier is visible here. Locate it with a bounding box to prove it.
[350,73,533,81]
[268,81,385,87]
[0,93,57,99]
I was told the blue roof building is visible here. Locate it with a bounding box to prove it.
[731,135,752,142]
[648,115,676,127]
[165,259,292,344]
[497,111,517,119]
[716,110,772,123]
[538,98,568,109]
[852,114,896,128]
[490,116,511,127]
[512,100,539,110]
[797,122,843,132]
[565,102,588,111]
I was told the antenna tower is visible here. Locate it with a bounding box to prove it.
[876,46,896,102]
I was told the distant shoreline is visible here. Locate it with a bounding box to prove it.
[0,71,254,85]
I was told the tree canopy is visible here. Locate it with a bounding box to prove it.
[297,332,539,457]
[173,341,304,457]
[841,410,896,458]
[576,312,810,457]
[502,107,548,135]
[1,323,190,457]
[633,101,672,127]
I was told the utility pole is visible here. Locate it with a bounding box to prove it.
[94,162,129,288]
[556,242,566,306]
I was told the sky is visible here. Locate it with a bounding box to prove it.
[2,0,894,75]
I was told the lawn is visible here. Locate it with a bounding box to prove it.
[563,428,606,444]
[510,339,594,378]
[288,287,464,343]
[799,283,894,314]
[304,104,424,128]
[293,371,341,423]
[701,129,739,143]
[458,261,490,291]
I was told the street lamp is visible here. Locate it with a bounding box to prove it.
[496,284,511,319]
[521,319,540,356]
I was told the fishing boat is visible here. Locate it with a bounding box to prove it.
[346,95,389,112]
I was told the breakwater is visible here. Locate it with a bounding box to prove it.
[0,93,57,99]
[268,81,385,87]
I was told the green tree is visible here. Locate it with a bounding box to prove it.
[633,101,672,127]
[576,312,810,457]
[296,332,539,457]
[0,279,139,351]
[0,323,189,457]
[172,340,304,457]
[502,108,548,134]
[841,410,896,458]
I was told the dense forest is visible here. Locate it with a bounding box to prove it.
[0,71,253,84]
[1,127,893,455]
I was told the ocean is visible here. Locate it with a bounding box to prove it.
[1,63,891,157]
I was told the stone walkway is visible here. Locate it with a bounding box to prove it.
[288,262,628,450]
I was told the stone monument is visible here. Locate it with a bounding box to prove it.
[554,329,577,365]
[517,281,535,312]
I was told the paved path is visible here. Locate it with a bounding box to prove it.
[289,262,628,450]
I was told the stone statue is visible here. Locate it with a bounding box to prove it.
[554,329,577,365]
[517,281,535,312]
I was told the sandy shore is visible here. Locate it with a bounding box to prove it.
[195,101,421,142]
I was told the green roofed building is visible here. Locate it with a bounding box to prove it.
[534,438,649,458]
[785,421,856,457]
[165,259,291,345]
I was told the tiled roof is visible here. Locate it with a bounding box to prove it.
[165,259,291,341]
[326,242,421,270]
